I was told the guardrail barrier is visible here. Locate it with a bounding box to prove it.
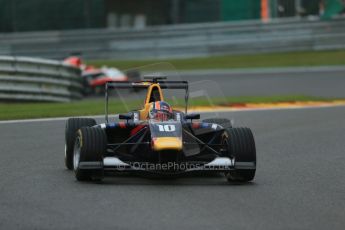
[0,18,344,60]
[0,56,82,102]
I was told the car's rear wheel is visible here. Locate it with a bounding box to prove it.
[94,85,105,95]
[126,70,141,92]
[202,118,232,129]
[126,69,141,82]
[65,118,97,170]
[222,127,256,182]
[74,127,107,181]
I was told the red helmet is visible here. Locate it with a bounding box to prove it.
[149,101,173,121]
[64,56,82,68]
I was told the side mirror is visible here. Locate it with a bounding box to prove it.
[185,113,200,120]
[119,113,133,120]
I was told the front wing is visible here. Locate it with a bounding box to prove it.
[78,157,255,175]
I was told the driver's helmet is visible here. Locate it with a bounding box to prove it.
[149,101,173,121]
[63,56,82,68]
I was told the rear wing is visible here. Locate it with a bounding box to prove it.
[106,81,188,90]
[105,80,189,122]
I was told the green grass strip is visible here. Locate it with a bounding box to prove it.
[0,95,341,121]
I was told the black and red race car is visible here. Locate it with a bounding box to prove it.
[64,77,256,183]
[64,56,140,95]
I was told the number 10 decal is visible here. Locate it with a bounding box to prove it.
[158,124,176,132]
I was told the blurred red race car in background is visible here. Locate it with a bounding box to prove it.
[64,56,140,95]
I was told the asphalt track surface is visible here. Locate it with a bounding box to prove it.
[1,106,345,229]
[184,68,345,97]
[109,68,345,101]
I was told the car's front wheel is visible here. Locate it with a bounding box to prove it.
[222,127,256,182]
[73,127,107,181]
[65,118,97,170]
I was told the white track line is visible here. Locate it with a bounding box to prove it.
[1,103,344,125]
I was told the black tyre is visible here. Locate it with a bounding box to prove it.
[65,118,97,170]
[126,70,141,92]
[73,127,107,181]
[126,69,141,82]
[94,85,105,95]
[223,127,256,182]
[203,118,232,129]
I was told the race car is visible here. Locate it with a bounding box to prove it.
[64,77,256,183]
[64,56,140,95]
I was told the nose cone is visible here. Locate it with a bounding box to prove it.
[152,137,182,151]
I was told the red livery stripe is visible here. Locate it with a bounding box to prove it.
[130,125,144,136]
[119,122,126,128]
[192,123,200,129]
